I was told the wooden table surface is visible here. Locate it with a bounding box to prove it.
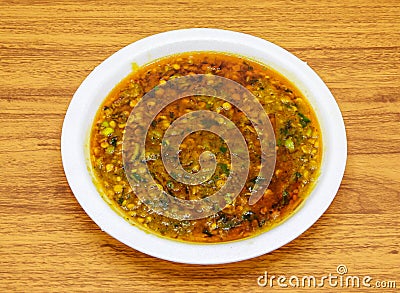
[1,1,399,292]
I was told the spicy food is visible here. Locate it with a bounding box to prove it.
[90,52,322,243]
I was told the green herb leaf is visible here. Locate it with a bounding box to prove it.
[298,112,311,127]
[218,163,230,176]
[166,181,174,189]
[280,120,292,136]
[131,173,144,183]
[242,211,256,221]
[282,190,290,205]
[220,145,228,154]
[284,137,295,152]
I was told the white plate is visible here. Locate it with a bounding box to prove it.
[61,28,347,264]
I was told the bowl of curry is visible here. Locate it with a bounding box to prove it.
[61,28,347,264]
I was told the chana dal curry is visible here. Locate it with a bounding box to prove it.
[90,52,322,243]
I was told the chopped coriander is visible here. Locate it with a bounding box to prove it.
[220,145,228,153]
[298,112,311,127]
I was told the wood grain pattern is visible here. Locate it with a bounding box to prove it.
[0,0,399,292]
